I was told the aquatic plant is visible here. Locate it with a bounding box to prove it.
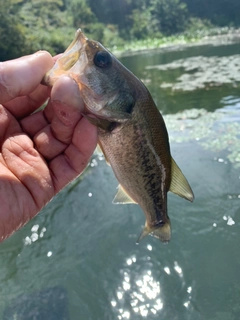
[165,104,240,168]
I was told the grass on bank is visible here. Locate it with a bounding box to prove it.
[110,26,240,56]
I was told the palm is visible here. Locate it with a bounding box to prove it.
[0,52,97,241]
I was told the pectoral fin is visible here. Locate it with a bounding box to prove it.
[83,114,125,135]
[83,114,114,131]
[113,185,137,204]
[84,100,131,124]
[170,157,194,202]
[100,109,131,123]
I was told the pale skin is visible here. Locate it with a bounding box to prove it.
[0,51,98,242]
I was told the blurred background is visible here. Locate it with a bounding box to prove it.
[1,0,240,60]
[0,1,240,320]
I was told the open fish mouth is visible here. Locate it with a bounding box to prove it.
[42,29,88,86]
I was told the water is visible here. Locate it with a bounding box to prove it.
[1,40,240,320]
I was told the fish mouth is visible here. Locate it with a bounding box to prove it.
[64,28,88,58]
[42,29,88,86]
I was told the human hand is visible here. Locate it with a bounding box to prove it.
[0,51,98,241]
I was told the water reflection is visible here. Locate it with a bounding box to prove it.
[110,255,162,319]
[163,267,170,275]
[147,245,152,251]
[23,224,47,246]
[111,254,193,319]
[174,261,183,277]
[164,101,240,168]
[223,215,235,226]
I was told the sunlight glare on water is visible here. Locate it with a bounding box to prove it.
[23,225,47,246]
[110,253,195,319]
[111,255,163,318]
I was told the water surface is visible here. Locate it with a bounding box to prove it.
[1,40,240,320]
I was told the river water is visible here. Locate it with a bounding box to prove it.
[1,39,240,320]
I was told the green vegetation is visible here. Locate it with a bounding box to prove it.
[1,0,240,61]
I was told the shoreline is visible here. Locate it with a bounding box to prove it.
[113,29,240,57]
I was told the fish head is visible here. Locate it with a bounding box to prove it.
[43,29,136,122]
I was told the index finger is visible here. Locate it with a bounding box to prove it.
[0,51,54,104]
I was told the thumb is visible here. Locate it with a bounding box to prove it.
[0,51,53,104]
[46,75,85,144]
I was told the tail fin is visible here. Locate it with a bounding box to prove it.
[136,221,171,244]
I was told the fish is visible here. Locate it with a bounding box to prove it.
[42,29,194,243]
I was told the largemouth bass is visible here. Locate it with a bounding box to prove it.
[43,29,194,243]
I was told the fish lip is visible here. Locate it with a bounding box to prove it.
[74,28,88,46]
[42,29,88,86]
[57,28,87,68]
[62,28,88,55]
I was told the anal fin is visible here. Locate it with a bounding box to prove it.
[113,185,137,204]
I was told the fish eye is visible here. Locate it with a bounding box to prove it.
[94,51,112,68]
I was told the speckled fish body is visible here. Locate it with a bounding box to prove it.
[43,30,194,242]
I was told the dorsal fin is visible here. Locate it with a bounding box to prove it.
[112,185,137,204]
[170,157,194,202]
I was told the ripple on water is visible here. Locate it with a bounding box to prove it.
[109,252,195,319]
